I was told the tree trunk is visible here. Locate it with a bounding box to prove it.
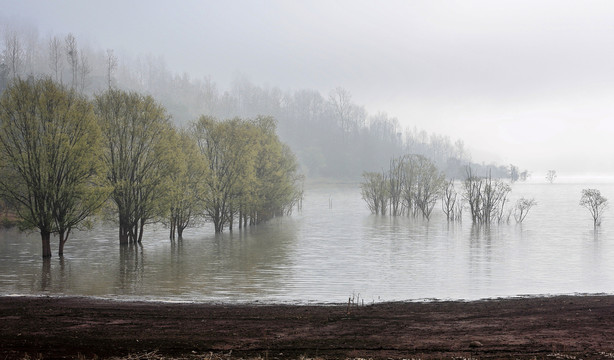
[58,232,66,257]
[119,221,129,245]
[169,216,176,240]
[137,220,145,243]
[213,212,223,233]
[41,230,52,258]
[41,258,51,289]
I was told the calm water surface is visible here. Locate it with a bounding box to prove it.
[2,182,614,303]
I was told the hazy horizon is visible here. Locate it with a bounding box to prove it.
[3,0,614,177]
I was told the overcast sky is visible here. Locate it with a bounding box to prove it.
[4,0,614,177]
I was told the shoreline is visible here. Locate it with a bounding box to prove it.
[2,294,614,359]
[3,290,611,306]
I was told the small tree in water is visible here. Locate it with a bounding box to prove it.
[514,197,537,223]
[546,170,557,184]
[463,168,511,225]
[580,189,608,227]
[360,171,389,215]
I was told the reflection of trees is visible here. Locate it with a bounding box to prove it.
[41,259,51,291]
[169,238,186,285]
[39,255,71,292]
[117,243,145,292]
[199,221,297,298]
[469,224,494,282]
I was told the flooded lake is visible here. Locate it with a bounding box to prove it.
[2,181,614,303]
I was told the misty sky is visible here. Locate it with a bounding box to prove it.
[4,0,614,177]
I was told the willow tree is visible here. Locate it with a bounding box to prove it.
[94,89,174,244]
[0,78,107,257]
[192,116,300,233]
[361,171,389,215]
[413,155,446,220]
[193,116,256,233]
[167,129,208,239]
[247,116,301,225]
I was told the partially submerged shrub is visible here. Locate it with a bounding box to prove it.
[580,189,608,226]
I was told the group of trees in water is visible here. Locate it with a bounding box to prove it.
[0,78,302,258]
[362,157,611,228]
[361,155,445,220]
[361,156,538,225]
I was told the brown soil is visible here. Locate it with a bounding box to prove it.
[2,295,614,359]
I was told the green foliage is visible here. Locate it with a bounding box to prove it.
[94,89,174,244]
[166,129,209,239]
[0,77,108,257]
[360,172,389,215]
[192,115,301,233]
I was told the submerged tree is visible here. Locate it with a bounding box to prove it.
[0,78,107,257]
[166,129,208,239]
[546,170,557,184]
[193,115,300,233]
[94,89,174,244]
[580,189,608,227]
[247,116,302,226]
[463,168,511,225]
[513,197,537,223]
[361,171,389,215]
[388,156,405,216]
[361,154,444,219]
[441,180,458,221]
[193,116,255,233]
[413,155,445,220]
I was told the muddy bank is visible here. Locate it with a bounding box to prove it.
[2,295,614,359]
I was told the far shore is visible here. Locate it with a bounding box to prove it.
[2,294,614,359]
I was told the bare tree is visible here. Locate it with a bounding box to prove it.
[106,49,118,89]
[580,189,607,227]
[78,52,91,93]
[546,170,557,184]
[441,180,457,221]
[3,31,22,79]
[509,164,519,183]
[514,197,537,223]
[388,156,405,216]
[329,87,352,135]
[48,36,64,84]
[463,168,511,225]
[328,87,364,139]
[64,33,78,90]
[413,155,445,220]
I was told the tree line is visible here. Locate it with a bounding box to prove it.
[1,24,522,181]
[0,78,302,258]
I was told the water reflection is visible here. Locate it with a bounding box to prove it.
[118,244,145,293]
[41,259,51,291]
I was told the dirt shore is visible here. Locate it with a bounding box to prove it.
[2,295,614,359]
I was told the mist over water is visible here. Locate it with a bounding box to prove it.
[1,182,614,303]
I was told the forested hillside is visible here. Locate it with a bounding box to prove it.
[0,25,511,180]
